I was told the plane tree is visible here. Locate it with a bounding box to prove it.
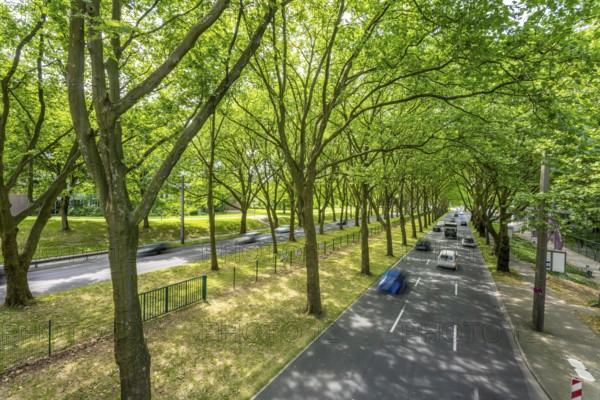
[0,5,80,306]
[65,0,283,396]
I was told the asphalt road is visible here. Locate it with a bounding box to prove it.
[253,212,544,400]
[0,219,352,300]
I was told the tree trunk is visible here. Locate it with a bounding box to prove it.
[143,216,150,229]
[417,205,423,233]
[496,223,511,272]
[319,208,325,234]
[330,196,336,222]
[289,194,296,242]
[61,195,71,231]
[398,184,407,246]
[106,216,151,400]
[240,204,248,234]
[2,228,34,306]
[266,202,278,255]
[354,204,360,226]
[384,203,393,257]
[299,179,322,315]
[360,183,370,275]
[400,207,407,246]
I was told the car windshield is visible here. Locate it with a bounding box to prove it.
[440,255,452,261]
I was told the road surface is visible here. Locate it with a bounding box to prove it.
[254,212,545,400]
[0,219,351,300]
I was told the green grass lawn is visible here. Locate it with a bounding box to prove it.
[0,218,423,399]
[9,209,347,262]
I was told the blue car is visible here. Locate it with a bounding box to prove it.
[377,268,408,294]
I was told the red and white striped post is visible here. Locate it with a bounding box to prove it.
[571,378,582,400]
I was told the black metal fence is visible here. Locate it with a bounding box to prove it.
[0,275,207,372]
[140,275,207,321]
[563,236,600,263]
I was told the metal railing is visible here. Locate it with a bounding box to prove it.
[140,275,207,321]
[0,275,207,372]
[563,236,600,263]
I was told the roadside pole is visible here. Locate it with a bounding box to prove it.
[180,174,185,245]
[533,162,549,332]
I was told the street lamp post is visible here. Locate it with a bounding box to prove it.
[180,174,185,245]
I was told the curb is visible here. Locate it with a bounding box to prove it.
[485,264,554,400]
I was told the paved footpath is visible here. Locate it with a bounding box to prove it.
[494,254,600,400]
[254,217,546,400]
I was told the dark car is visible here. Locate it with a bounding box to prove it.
[377,268,408,294]
[236,231,260,244]
[415,239,432,251]
[137,242,169,257]
[336,219,348,225]
[460,220,468,226]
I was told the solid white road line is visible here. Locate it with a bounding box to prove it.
[455,283,458,296]
[426,259,430,265]
[453,324,457,351]
[390,304,407,333]
[472,387,479,400]
[415,277,421,287]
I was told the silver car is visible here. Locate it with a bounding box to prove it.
[236,231,260,244]
[461,237,476,248]
[274,225,290,233]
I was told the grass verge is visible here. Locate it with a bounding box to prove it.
[470,227,523,285]
[0,219,422,398]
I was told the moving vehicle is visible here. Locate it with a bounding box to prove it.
[274,225,290,233]
[460,220,468,226]
[415,239,432,251]
[137,242,169,257]
[461,237,476,247]
[377,268,408,294]
[336,219,348,225]
[444,222,457,238]
[436,250,458,270]
[433,221,445,232]
[236,231,260,244]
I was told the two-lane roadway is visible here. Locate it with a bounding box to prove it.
[0,219,350,300]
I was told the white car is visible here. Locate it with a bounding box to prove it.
[436,250,458,270]
[461,237,476,248]
[274,225,290,233]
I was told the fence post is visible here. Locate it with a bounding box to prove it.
[165,286,169,314]
[233,267,236,289]
[201,275,207,300]
[289,250,293,267]
[256,260,259,282]
[48,320,52,356]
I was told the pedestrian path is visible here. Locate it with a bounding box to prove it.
[494,253,600,400]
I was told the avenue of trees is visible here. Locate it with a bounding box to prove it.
[1,0,598,397]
